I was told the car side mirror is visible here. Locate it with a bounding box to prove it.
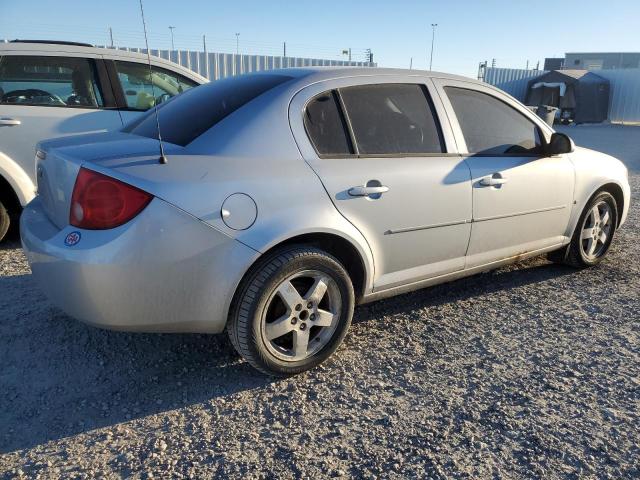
[546,132,575,155]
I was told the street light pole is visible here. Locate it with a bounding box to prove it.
[429,23,438,70]
[168,26,175,50]
[235,33,240,55]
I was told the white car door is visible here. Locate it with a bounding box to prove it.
[0,53,122,200]
[433,78,574,267]
[290,77,472,291]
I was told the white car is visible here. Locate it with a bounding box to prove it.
[0,40,207,241]
[21,68,630,376]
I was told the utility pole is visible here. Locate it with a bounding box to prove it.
[283,41,286,57]
[168,26,175,50]
[491,58,496,68]
[526,59,529,70]
[109,27,114,48]
[429,23,438,70]
[410,57,413,70]
[365,48,373,63]
[203,34,209,79]
[349,48,352,62]
[235,33,240,55]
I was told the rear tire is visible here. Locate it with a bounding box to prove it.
[552,191,618,268]
[0,201,10,243]
[228,246,354,376]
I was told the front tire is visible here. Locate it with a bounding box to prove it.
[228,246,355,376]
[552,191,618,268]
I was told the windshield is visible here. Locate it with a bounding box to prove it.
[123,73,293,146]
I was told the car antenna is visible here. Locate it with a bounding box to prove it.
[138,0,167,164]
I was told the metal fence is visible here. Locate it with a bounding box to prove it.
[597,69,640,124]
[483,67,547,102]
[483,67,640,124]
[99,46,375,81]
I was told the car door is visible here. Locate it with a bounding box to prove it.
[290,77,472,291]
[0,53,122,193]
[433,79,574,267]
[107,60,198,126]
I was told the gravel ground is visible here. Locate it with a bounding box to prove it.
[1,126,639,479]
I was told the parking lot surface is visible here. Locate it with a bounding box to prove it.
[1,125,639,478]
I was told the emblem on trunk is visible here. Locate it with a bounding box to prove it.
[64,231,81,247]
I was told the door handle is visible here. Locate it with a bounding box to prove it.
[479,174,508,187]
[0,118,21,126]
[348,185,390,197]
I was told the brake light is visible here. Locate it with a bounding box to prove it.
[69,167,153,229]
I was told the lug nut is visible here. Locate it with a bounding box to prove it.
[300,323,307,330]
[291,317,297,325]
[309,313,316,321]
[295,304,302,311]
[307,302,313,309]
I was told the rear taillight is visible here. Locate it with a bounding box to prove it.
[70,167,153,230]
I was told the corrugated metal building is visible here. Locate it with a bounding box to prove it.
[565,52,640,71]
[483,67,640,124]
[99,46,375,81]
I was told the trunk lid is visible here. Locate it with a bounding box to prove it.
[36,132,180,229]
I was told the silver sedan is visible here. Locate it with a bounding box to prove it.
[21,68,631,375]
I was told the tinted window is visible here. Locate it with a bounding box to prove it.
[114,61,197,111]
[304,91,351,155]
[0,55,103,107]
[124,73,293,146]
[339,84,443,155]
[445,87,542,155]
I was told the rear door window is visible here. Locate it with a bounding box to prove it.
[304,91,352,155]
[0,55,104,108]
[124,73,293,146]
[339,83,444,155]
[114,61,197,111]
[445,87,543,155]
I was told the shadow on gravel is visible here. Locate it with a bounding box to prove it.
[353,259,577,324]
[1,257,576,453]
[0,271,276,453]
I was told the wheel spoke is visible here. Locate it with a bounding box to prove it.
[293,328,310,359]
[599,231,608,244]
[265,314,294,341]
[591,205,601,224]
[581,227,594,240]
[314,309,335,327]
[601,210,610,226]
[305,275,329,304]
[587,237,597,256]
[276,281,303,311]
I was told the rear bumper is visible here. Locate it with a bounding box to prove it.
[20,197,258,333]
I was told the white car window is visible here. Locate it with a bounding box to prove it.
[114,61,197,111]
[0,55,104,108]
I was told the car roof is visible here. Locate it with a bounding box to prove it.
[0,41,208,84]
[255,66,477,84]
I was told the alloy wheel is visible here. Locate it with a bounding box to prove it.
[580,200,613,260]
[261,270,342,362]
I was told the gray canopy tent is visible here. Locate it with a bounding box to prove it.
[525,70,609,124]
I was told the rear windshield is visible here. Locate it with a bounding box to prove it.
[123,73,293,146]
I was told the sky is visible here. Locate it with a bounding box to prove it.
[1,0,639,78]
